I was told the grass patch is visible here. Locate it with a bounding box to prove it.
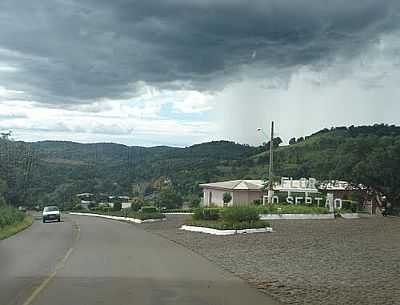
[0,216,33,240]
[184,219,270,230]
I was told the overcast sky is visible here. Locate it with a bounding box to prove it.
[1,0,400,146]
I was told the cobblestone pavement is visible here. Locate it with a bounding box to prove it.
[142,215,400,305]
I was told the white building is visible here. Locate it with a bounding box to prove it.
[200,180,265,207]
[200,177,320,207]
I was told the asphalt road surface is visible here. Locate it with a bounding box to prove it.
[0,214,281,305]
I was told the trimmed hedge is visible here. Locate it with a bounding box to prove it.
[222,206,260,222]
[257,204,329,214]
[184,219,269,230]
[140,206,157,213]
[164,208,194,213]
[189,207,265,230]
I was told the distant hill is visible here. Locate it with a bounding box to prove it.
[0,124,399,210]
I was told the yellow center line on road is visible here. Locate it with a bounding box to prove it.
[21,218,81,305]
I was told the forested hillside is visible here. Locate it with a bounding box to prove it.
[0,124,399,210]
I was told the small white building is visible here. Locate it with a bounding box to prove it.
[200,180,265,207]
[200,177,321,207]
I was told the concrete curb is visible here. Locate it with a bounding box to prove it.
[180,225,273,235]
[260,213,335,220]
[69,212,165,224]
[340,213,360,219]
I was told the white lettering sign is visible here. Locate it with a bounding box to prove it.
[267,193,344,210]
[295,197,303,205]
[334,198,342,209]
[305,197,313,205]
[315,197,323,207]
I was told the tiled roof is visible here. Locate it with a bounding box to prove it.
[200,180,265,190]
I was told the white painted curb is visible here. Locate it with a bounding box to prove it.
[340,213,360,219]
[69,212,165,224]
[180,225,273,235]
[164,212,194,215]
[260,213,334,220]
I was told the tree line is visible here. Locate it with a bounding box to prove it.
[0,124,399,213]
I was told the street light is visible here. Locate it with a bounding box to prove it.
[257,121,275,204]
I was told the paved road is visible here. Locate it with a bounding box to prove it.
[0,214,281,305]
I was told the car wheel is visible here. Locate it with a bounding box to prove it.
[58,217,61,222]
[42,218,46,223]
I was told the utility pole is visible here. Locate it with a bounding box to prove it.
[268,121,274,190]
[267,121,274,204]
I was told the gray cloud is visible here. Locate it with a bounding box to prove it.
[0,0,399,107]
[0,113,26,120]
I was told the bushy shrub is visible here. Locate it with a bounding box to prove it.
[188,197,200,208]
[223,192,232,204]
[193,208,220,220]
[72,204,84,211]
[131,199,144,212]
[253,199,262,206]
[0,206,25,228]
[222,206,259,223]
[155,188,183,209]
[140,206,157,213]
[97,204,112,213]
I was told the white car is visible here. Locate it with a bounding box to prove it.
[42,206,61,223]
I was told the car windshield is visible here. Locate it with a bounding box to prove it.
[44,206,59,212]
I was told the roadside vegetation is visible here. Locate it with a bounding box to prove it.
[256,204,329,214]
[0,205,33,240]
[71,203,165,221]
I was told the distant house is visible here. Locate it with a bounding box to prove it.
[76,193,95,209]
[76,193,94,198]
[200,177,321,207]
[200,180,265,207]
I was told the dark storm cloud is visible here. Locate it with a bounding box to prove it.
[0,0,399,105]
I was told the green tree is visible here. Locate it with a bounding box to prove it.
[156,188,183,209]
[188,196,201,208]
[223,192,232,205]
[130,198,145,211]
